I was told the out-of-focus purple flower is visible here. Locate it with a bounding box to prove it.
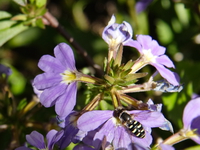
[182,97,200,144]
[135,0,153,13]
[102,15,133,49]
[77,109,168,149]
[15,130,64,150]
[125,35,179,85]
[33,43,78,118]
[192,93,200,99]
[0,64,12,77]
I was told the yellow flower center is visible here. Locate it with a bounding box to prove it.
[61,70,76,84]
[143,49,156,63]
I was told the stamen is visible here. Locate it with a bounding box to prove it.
[61,70,76,84]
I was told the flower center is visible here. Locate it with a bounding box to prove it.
[143,49,156,63]
[61,70,76,84]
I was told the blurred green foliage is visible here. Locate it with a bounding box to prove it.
[0,0,200,150]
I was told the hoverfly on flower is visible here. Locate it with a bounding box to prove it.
[114,108,145,138]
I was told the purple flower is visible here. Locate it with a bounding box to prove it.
[15,130,64,150]
[182,97,200,144]
[135,0,153,13]
[0,64,12,77]
[77,109,168,149]
[125,35,179,85]
[102,15,133,49]
[33,43,78,117]
[56,112,87,150]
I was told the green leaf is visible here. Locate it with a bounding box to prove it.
[35,18,45,29]
[162,83,193,128]
[125,72,148,81]
[184,145,200,150]
[0,20,17,30]
[29,0,35,4]
[36,0,47,7]
[0,11,12,20]
[99,100,113,110]
[35,7,47,16]
[156,19,173,44]
[12,0,27,6]
[8,66,26,95]
[17,98,27,110]
[0,23,28,46]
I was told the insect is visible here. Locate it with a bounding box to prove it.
[114,108,145,138]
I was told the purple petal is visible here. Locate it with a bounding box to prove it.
[81,130,99,148]
[183,98,200,129]
[40,83,67,107]
[26,131,46,149]
[192,93,200,99]
[46,130,57,150]
[73,144,95,150]
[191,136,200,144]
[32,84,43,98]
[123,21,133,40]
[77,110,113,131]
[136,0,153,13]
[131,131,152,147]
[113,127,131,149]
[54,43,76,70]
[124,39,142,53]
[73,130,88,144]
[0,64,12,76]
[33,73,62,90]
[58,125,79,149]
[38,55,65,73]
[191,116,200,135]
[92,119,115,149]
[156,55,175,68]
[128,143,149,150]
[47,130,64,150]
[159,119,174,133]
[152,63,179,85]
[159,144,175,150]
[102,15,116,43]
[147,99,162,112]
[150,41,165,56]
[136,35,152,50]
[55,82,77,117]
[15,147,32,150]
[129,110,167,127]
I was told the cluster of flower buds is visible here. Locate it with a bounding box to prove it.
[16,15,200,150]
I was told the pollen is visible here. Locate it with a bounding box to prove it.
[61,70,76,84]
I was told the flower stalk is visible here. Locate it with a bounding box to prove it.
[161,129,197,146]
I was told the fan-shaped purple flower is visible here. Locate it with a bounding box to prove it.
[77,109,168,149]
[125,35,179,85]
[33,43,78,118]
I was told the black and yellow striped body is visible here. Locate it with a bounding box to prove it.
[115,108,145,138]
